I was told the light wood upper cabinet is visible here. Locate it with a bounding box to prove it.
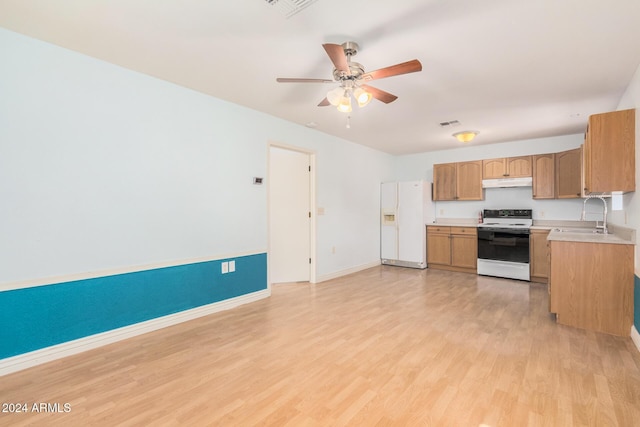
[482,158,507,179]
[555,148,582,198]
[532,154,555,199]
[583,108,635,193]
[456,161,483,200]
[482,156,532,179]
[507,156,533,177]
[433,161,483,201]
[433,163,457,201]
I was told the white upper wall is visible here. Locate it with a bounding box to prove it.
[0,28,393,286]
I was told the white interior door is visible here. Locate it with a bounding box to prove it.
[269,146,311,283]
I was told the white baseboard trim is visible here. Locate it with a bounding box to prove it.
[0,289,270,377]
[315,260,381,283]
[632,325,640,354]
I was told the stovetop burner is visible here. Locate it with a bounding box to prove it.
[480,209,533,228]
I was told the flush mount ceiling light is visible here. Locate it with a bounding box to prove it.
[453,131,479,143]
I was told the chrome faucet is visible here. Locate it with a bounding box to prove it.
[580,195,608,234]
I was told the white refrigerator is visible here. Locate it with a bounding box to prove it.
[381,181,434,269]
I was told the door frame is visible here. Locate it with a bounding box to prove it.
[267,141,317,287]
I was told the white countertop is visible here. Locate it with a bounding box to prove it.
[547,226,635,245]
[432,218,636,245]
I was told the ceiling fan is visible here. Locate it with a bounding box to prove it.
[276,41,422,113]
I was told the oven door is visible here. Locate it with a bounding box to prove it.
[477,227,530,263]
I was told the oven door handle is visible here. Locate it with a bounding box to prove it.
[489,237,517,246]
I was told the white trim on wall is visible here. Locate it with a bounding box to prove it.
[316,260,381,283]
[0,250,267,292]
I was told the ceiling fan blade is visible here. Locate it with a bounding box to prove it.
[277,77,334,83]
[361,85,398,104]
[322,43,351,75]
[317,97,330,107]
[361,59,422,81]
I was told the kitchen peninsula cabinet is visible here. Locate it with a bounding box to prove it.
[583,108,635,193]
[549,240,633,336]
[555,148,582,198]
[482,156,532,179]
[529,229,550,283]
[427,226,477,273]
[532,154,555,199]
[433,161,483,201]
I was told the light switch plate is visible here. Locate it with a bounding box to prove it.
[221,262,229,274]
[229,260,236,272]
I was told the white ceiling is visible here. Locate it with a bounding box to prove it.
[1,0,640,155]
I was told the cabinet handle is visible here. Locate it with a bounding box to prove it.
[503,173,509,177]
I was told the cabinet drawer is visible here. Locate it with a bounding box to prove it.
[450,226,477,236]
[427,226,451,234]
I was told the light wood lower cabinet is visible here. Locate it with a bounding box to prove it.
[549,240,634,336]
[427,226,477,273]
[529,229,550,283]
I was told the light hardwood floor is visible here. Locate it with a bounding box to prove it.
[2,266,640,426]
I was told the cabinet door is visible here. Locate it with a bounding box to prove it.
[532,154,555,199]
[456,161,483,200]
[451,234,477,269]
[530,230,550,281]
[585,109,635,193]
[433,163,456,201]
[482,158,506,179]
[427,229,451,265]
[506,156,532,177]
[555,148,582,198]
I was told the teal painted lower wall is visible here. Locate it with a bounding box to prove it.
[635,274,640,332]
[0,253,267,359]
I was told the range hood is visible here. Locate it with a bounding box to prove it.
[482,177,533,188]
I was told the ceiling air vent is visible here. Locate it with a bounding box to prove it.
[264,0,320,18]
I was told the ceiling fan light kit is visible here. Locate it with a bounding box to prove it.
[277,41,422,117]
[453,131,479,143]
[337,93,352,113]
[353,87,372,107]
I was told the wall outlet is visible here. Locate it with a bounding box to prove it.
[221,262,229,274]
[229,260,236,272]
[539,211,545,218]
[439,209,444,216]
[331,246,336,254]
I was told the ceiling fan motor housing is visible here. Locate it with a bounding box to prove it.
[333,62,365,82]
